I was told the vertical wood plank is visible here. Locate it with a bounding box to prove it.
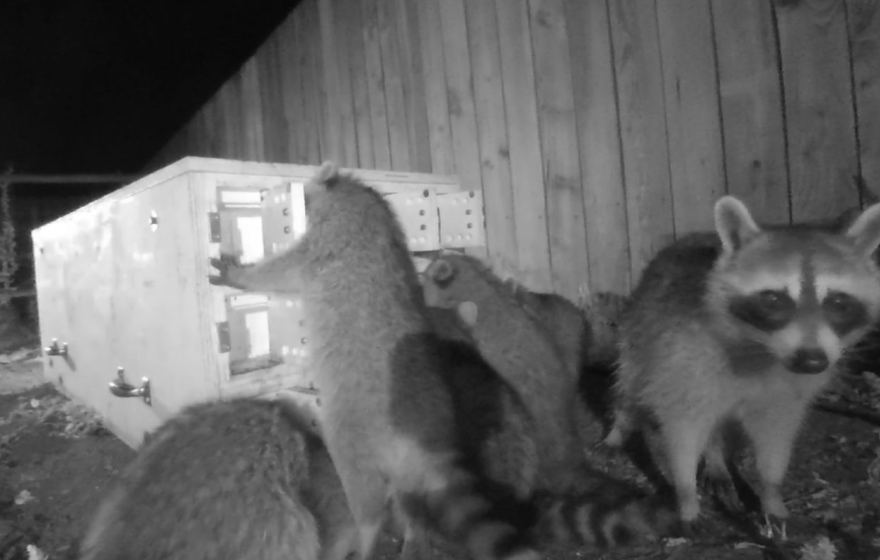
[712,0,789,224]
[257,35,288,163]
[848,0,880,196]
[609,0,675,281]
[657,0,726,235]
[527,0,590,301]
[344,0,374,169]
[320,0,358,166]
[217,80,241,159]
[361,0,392,170]
[418,0,455,174]
[495,0,552,291]
[395,0,433,172]
[378,0,411,170]
[776,0,858,221]
[438,0,488,260]
[240,58,266,161]
[279,10,307,164]
[465,0,518,273]
[301,0,324,164]
[565,0,631,294]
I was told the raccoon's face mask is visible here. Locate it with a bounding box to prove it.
[712,196,880,375]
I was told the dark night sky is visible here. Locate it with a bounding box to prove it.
[0,0,299,185]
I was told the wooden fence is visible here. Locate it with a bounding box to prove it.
[147,0,880,303]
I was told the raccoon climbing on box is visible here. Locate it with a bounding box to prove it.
[209,162,539,560]
[78,398,358,560]
[604,195,880,538]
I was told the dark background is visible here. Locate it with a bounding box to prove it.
[0,0,300,282]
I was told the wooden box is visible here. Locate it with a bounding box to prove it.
[32,157,484,448]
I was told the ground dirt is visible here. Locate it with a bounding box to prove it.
[0,346,878,560]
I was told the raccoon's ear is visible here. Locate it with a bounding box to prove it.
[456,301,479,328]
[714,196,761,253]
[316,160,340,182]
[429,258,456,284]
[845,202,880,256]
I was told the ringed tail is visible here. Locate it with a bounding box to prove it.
[533,491,676,550]
[399,470,540,560]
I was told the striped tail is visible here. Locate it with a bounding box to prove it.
[532,490,677,550]
[397,466,540,560]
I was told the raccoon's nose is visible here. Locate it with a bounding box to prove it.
[788,348,829,374]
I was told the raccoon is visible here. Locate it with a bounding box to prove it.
[418,256,677,545]
[420,254,588,493]
[507,287,592,384]
[79,398,358,560]
[605,195,880,535]
[209,162,538,560]
[407,306,677,554]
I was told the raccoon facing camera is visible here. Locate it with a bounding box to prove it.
[605,194,880,540]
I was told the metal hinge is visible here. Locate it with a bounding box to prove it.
[208,212,221,242]
[217,322,230,353]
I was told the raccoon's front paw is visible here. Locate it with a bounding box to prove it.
[673,516,714,541]
[758,513,788,541]
[208,255,246,289]
[757,489,789,541]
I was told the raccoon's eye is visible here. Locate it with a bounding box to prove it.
[757,290,791,311]
[729,289,795,332]
[823,291,868,335]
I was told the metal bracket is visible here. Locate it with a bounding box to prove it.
[109,367,151,406]
[437,190,485,248]
[217,321,230,353]
[208,212,221,242]
[44,338,68,356]
[385,189,440,251]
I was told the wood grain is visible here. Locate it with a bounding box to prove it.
[847,0,880,198]
[528,0,590,301]
[712,0,789,224]
[776,0,858,221]
[494,0,552,291]
[609,0,675,281]
[361,0,392,170]
[417,0,455,174]
[657,0,726,235]
[565,0,630,295]
[465,0,518,273]
[377,0,411,170]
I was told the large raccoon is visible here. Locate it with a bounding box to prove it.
[605,195,880,536]
[209,162,538,560]
[79,398,358,560]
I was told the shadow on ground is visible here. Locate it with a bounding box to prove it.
[0,351,879,560]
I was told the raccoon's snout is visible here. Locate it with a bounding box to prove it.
[786,347,829,374]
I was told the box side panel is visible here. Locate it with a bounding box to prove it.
[32,196,164,448]
[105,174,220,427]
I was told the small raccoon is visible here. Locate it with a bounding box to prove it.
[209,162,538,560]
[606,195,880,533]
[421,254,587,493]
[79,398,357,560]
